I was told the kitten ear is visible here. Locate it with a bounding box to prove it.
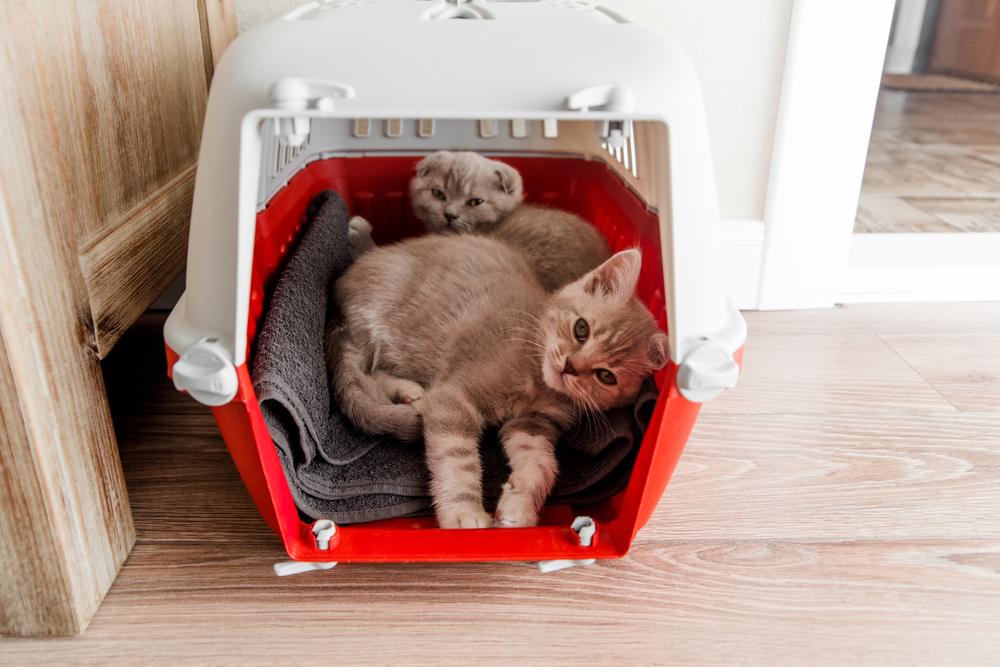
[648,332,669,370]
[583,249,642,301]
[417,151,451,178]
[493,162,523,198]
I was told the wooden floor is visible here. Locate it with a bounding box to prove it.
[2,303,999,664]
[856,89,1000,233]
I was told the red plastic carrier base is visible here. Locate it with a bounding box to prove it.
[167,155,717,564]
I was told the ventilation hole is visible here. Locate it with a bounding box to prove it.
[353,118,371,138]
[479,119,498,138]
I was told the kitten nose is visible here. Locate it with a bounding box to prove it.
[562,358,579,376]
[445,213,458,223]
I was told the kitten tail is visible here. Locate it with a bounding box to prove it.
[326,326,422,441]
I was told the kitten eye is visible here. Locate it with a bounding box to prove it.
[573,318,589,343]
[595,369,617,385]
[431,188,447,201]
[466,197,484,207]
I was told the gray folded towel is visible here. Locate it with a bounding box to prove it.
[252,190,656,524]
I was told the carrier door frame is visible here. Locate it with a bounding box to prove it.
[202,110,741,369]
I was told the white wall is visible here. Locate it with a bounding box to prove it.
[601,1,792,221]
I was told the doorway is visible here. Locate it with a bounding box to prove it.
[839,0,1000,302]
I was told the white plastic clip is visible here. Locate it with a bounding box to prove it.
[269,78,356,147]
[273,520,338,576]
[273,561,337,576]
[537,516,598,573]
[312,519,337,550]
[171,337,239,406]
[677,341,740,403]
[566,84,635,151]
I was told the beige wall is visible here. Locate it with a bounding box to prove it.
[236,0,792,220]
[601,1,792,220]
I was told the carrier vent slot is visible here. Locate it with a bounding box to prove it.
[385,118,403,138]
[602,133,639,179]
[510,119,529,138]
[269,128,310,178]
[353,118,371,138]
[478,119,498,138]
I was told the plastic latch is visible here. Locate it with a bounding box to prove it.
[572,516,596,546]
[677,342,741,403]
[269,78,356,147]
[566,84,635,150]
[537,516,598,573]
[312,520,337,550]
[272,520,339,577]
[171,338,238,407]
[566,84,635,113]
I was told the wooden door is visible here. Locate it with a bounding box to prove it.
[929,0,1000,82]
[0,0,235,637]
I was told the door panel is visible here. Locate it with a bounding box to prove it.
[929,0,1000,82]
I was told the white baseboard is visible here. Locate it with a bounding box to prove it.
[838,232,1000,303]
[721,219,765,310]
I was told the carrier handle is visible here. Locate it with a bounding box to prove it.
[171,338,238,406]
[566,83,635,113]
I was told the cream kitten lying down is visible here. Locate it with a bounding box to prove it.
[328,235,667,529]
[349,151,611,291]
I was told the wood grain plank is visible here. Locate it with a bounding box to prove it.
[3,307,1000,655]
[199,0,239,72]
[0,0,213,636]
[855,193,955,233]
[849,302,1000,335]
[743,303,1000,336]
[655,412,1000,541]
[0,22,137,633]
[858,88,1000,233]
[79,167,194,357]
[1,538,997,665]
[0,329,78,634]
[6,2,208,244]
[881,333,1000,413]
[706,333,958,415]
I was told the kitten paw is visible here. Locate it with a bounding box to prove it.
[374,372,425,405]
[495,483,539,528]
[437,507,493,529]
[347,215,376,256]
[395,382,424,405]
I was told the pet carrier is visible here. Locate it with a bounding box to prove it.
[164,0,746,572]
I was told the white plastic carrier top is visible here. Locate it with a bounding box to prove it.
[165,0,747,406]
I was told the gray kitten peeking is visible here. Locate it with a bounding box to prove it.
[349,151,611,291]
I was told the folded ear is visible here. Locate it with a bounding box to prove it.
[648,332,669,370]
[583,248,642,301]
[493,161,524,199]
[416,151,452,178]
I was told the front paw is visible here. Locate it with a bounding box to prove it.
[495,483,539,528]
[437,505,493,529]
[347,215,376,256]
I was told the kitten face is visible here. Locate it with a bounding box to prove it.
[409,151,524,234]
[538,249,668,410]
